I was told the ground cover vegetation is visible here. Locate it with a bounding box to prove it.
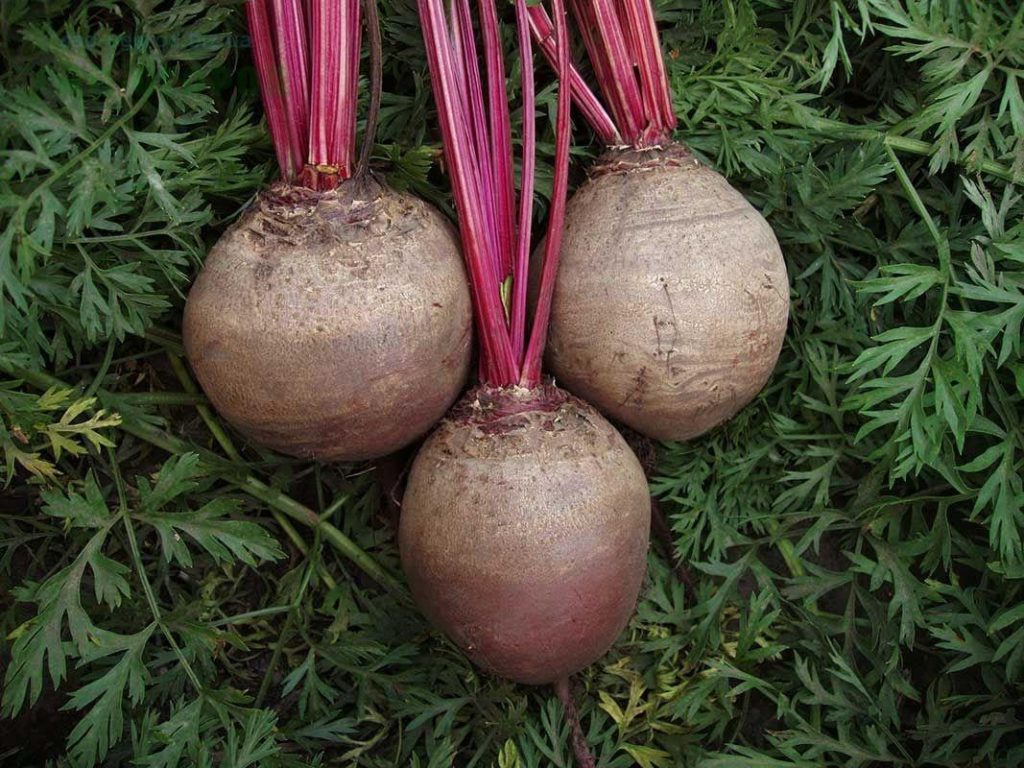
[0,0,1022,765]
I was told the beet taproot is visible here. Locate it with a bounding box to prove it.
[544,145,789,441]
[183,180,472,461]
[399,386,651,684]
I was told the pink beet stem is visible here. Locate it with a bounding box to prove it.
[247,0,302,181]
[418,0,518,384]
[520,0,572,387]
[586,0,645,139]
[246,0,375,188]
[343,0,363,168]
[271,0,311,173]
[510,0,536,359]
[532,0,676,148]
[481,0,517,279]
[452,0,502,296]
[419,0,573,387]
[631,0,677,133]
[309,0,361,179]
[525,6,619,146]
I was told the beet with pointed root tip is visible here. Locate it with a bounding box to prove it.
[183,180,472,461]
[399,386,651,684]
[545,145,790,441]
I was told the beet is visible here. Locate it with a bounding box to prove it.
[183,180,472,461]
[544,145,789,441]
[408,0,646,695]
[399,386,650,684]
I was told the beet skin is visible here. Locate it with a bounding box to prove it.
[399,385,651,684]
[183,180,472,461]
[545,145,789,441]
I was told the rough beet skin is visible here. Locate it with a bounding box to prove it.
[399,385,651,684]
[183,180,473,461]
[545,145,789,441]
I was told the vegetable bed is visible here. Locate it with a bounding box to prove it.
[1,1,1022,766]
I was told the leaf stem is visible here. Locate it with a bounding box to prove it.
[272,0,311,175]
[6,364,406,596]
[254,610,297,708]
[236,475,404,595]
[510,0,537,359]
[247,0,303,181]
[525,7,619,145]
[210,604,294,628]
[108,392,208,406]
[521,0,572,386]
[108,447,204,695]
[553,0,674,147]
[418,0,520,385]
[805,116,1018,183]
[84,340,115,399]
[356,0,383,181]
[166,353,335,588]
[882,144,951,442]
[167,352,242,463]
[309,0,360,180]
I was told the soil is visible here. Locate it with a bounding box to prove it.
[0,685,77,765]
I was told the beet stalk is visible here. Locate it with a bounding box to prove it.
[529,1,790,441]
[183,0,472,461]
[400,0,650,686]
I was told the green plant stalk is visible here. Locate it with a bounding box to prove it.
[167,353,242,462]
[320,491,352,521]
[210,604,295,628]
[255,609,296,708]
[255,544,320,709]
[236,476,405,594]
[145,327,185,356]
[167,352,338,591]
[84,339,116,398]
[791,115,1019,183]
[767,519,806,579]
[115,392,209,406]
[5,364,405,596]
[109,447,205,695]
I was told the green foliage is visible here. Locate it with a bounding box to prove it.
[1,385,120,482]
[2,0,1023,766]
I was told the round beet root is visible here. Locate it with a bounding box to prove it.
[183,180,472,461]
[546,144,789,441]
[399,386,650,684]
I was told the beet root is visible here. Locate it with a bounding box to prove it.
[183,180,472,461]
[545,144,789,441]
[399,386,651,684]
